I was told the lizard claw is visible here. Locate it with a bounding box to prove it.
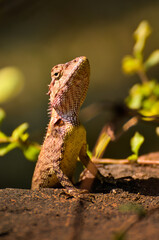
[101,173,117,185]
[60,188,95,202]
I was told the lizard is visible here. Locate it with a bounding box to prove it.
[31,56,114,196]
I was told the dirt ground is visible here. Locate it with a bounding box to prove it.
[0,164,159,240]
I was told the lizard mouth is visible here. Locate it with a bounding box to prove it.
[64,56,90,89]
[68,56,90,77]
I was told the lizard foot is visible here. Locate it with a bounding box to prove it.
[101,173,117,185]
[60,188,95,202]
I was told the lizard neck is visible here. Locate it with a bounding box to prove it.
[46,109,79,137]
[49,108,80,128]
[56,109,80,126]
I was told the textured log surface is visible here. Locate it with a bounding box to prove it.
[0,164,159,240]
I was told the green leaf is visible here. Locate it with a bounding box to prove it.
[93,130,111,158]
[23,144,40,161]
[139,100,159,118]
[0,142,19,156]
[125,84,143,109]
[144,50,159,70]
[156,127,159,136]
[128,153,138,162]
[125,81,157,110]
[119,203,146,218]
[153,81,159,96]
[142,98,156,111]
[133,21,151,58]
[150,101,159,115]
[113,231,126,240]
[130,132,144,156]
[20,133,29,142]
[0,108,6,125]
[122,56,141,74]
[0,67,24,103]
[0,131,9,142]
[86,148,92,159]
[12,123,29,141]
[140,80,155,96]
[126,94,142,109]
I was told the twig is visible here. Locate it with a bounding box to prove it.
[115,116,139,140]
[137,70,149,83]
[92,152,159,165]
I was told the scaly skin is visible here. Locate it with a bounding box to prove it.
[31,56,107,196]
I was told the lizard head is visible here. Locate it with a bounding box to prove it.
[48,56,90,123]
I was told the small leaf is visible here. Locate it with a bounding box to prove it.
[150,101,159,115]
[140,80,155,96]
[125,81,157,110]
[130,132,144,156]
[23,144,40,161]
[113,231,126,240]
[119,203,146,218]
[144,50,159,70]
[156,127,159,136]
[125,84,143,109]
[86,148,92,159]
[139,109,157,121]
[126,94,142,109]
[12,123,29,141]
[153,81,159,96]
[20,133,29,142]
[139,100,159,119]
[93,126,112,159]
[0,142,18,156]
[133,21,151,58]
[0,131,9,142]
[122,56,141,74]
[0,108,6,125]
[128,154,138,162]
[0,67,24,103]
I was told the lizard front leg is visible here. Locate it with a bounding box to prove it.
[79,144,116,185]
[52,160,88,196]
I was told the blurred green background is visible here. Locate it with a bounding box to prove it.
[0,0,159,188]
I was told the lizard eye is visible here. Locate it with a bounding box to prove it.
[52,71,62,80]
[54,72,59,76]
[51,64,63,80]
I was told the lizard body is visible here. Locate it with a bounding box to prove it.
[31,56,106,195]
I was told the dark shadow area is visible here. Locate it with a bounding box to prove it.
[116,177,159,196]
[79,176,159,197]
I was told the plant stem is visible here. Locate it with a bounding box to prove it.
[137,70,149,83]
[92,151,159,165]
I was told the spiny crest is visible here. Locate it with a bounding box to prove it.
[47,101,52,116]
